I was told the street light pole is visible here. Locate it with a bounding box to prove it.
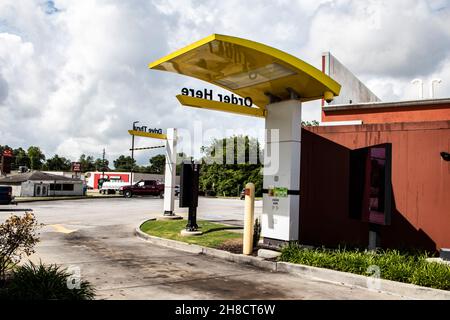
[131,121,139,185]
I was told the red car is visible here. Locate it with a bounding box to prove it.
[119,180,164,198]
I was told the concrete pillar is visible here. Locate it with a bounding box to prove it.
[163,128,177,215]
[262,100,301,246]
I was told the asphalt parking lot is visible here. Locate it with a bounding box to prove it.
[2,196,260,227]
[0,197,400,300]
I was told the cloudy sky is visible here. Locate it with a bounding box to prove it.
[1,0,449,164]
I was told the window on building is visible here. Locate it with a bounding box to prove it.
[62,184,74,191]
[50,184,62,191]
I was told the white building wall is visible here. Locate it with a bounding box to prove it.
[48,183,83,196]
[322,52,381,106]
[20,181,35,197]
[20,180,84,197]
[10,185,21,197]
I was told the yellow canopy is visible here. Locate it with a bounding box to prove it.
[149,34,340,109]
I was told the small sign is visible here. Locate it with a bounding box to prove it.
[2,149,12,157]
[71,162,82,172]
[181,87,253,107]
[274,187,288,198]
[268,187,288,198]
[133,124,163,135]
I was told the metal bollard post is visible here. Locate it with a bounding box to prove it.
[243,183,255,255]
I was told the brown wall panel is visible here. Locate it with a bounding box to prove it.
[301,121,450,251]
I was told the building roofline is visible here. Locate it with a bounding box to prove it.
[323,98,450,113]
[0,171,81,183]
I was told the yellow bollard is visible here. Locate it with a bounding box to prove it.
[243,183,255,255]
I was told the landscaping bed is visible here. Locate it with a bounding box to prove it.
[279,244,450,291]
[140,219,244,249]
[141,219,264,255]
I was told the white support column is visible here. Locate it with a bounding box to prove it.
[262,100,301,246]
[163,128,177,216]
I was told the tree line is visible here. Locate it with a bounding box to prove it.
[0,145,166,174]
[1,134,265,197]
[198,135,263,197]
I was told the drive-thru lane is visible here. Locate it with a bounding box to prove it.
[0,197,400,299]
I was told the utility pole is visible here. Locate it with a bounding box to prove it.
[131,121,139,185]
[102,148,106,179]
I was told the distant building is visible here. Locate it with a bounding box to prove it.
[0,171,84,197]
[84,171,180,189]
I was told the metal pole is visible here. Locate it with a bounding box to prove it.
[102,148,105,180]
[131,121,139,185]
[163,128,177,217]
[131,134,135,185]
[186,207,198,231]
[368,223,380,251]
[185,161,200,231]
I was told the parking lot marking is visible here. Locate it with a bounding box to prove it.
[49,224,77,234]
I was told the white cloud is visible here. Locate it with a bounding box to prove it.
[0,0,449,164]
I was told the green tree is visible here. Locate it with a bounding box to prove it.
[301,120,320,127]
[199,135,263,197]
[94,158,109,172]
[13,148,30,170]
[78,154,95,172]
[113,155,135,171]
[149,154,165,174]
[42,155,72,171]
[27,146,45,170]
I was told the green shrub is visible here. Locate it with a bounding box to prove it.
[279,244,450,291]
[0,212,41,281]
[1,262,95,300]
[410,262,450,290]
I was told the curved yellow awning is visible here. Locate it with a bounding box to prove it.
[149,34,341,109]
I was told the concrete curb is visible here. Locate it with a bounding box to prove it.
[15,195,123,203]
[135,222,450,300]
[135,222,277,272]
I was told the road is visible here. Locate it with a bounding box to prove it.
[0,197,401,300]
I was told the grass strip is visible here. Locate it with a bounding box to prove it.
[140,219,242,248]
[279,244,450,291]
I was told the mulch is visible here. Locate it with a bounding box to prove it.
[215,238,260,256]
